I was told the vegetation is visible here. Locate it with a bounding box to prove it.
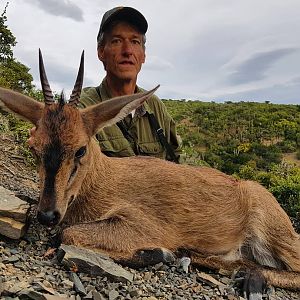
[0,3,33,92]
[0,3,34,163]
[1,4,300,216]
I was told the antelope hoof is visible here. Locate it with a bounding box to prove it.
[239,269,266,300]
[128,248,176,268]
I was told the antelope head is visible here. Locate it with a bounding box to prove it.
[0,50,158,227]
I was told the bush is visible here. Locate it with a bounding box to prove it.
[270,180,300,217]
[277,140,297,153]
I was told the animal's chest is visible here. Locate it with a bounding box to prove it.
[62,198,103,225]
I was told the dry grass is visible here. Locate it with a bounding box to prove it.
[283,152,300,167]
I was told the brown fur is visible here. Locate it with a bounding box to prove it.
[1,86,300,290]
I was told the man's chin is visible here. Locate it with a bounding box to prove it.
[117,73,138,81]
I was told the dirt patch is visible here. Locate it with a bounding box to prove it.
[261,137,284,146]
[283,152,300,167]
[0,132,38,201]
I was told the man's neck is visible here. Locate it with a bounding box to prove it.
[105,76,137,97]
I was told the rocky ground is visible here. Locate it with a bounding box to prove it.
[0,129,300,299]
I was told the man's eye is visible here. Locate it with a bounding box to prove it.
[75,146,86,159]
[111,38,121,44]
[132,39,141,45]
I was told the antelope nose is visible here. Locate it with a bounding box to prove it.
[37,210,60,226]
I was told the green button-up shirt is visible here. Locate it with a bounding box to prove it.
[80,79,181,160]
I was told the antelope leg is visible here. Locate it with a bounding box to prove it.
[62,207,175,266]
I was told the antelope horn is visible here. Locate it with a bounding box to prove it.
[39,49,54,105]
[68,50,84,107]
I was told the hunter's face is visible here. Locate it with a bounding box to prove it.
[98,22,145,82]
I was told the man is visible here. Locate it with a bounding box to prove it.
[80,6,181,162]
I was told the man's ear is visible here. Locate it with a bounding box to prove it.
[97,46,105,61]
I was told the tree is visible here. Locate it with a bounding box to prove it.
[0,3,33,92]
[0,2,15,62]
[0,58,34,91]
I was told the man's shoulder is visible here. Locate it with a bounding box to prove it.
[81,86,98,98]
[80,86,101,107]
[138,88,170,122]
[137,86,163,107]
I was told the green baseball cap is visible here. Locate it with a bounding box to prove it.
[97,7,148,42]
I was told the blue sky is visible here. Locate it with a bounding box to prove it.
[4,0,300,104]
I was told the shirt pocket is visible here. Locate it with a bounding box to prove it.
[98,137,136,157]
[138,141,164,158]
[99,138,131,153]
[96,126,135,156]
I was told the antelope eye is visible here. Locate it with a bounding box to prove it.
[75,146,86,159]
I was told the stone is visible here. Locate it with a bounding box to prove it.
[219,276,232,285]
[7,280,30,294]
[178,257,191,273]
[19,290,70,299]
[58,244,134,283]
[92,290,106,300]
[69,272,86,296]
[0,281,4,294]
[218,268,232,276]
[0,186,30,222]
[0,216,27,239]
[4,254,20,263]
[197,272,225,287]
[61,279,74,289]
[143,272,152,281]
[83,290,93,299]
[0,186,29,239]
[33,280,56,295]
[108,289,119,300]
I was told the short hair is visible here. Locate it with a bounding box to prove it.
[97,20,146,49]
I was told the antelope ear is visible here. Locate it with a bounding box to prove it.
[81,85,159,137]
[0,87,44,125]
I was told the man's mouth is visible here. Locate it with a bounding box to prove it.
[119,61,134,65]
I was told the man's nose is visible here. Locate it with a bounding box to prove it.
[122,40,133,55]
